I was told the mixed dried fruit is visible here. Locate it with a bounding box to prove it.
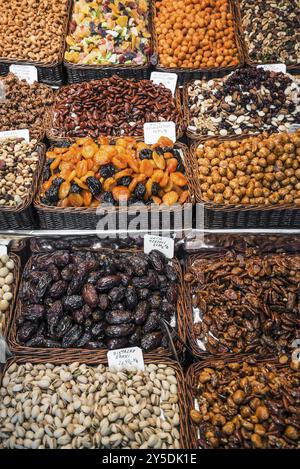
[195,130,300,205]
[0,254,15,332]
[190,359,300,449]
[39,136,189,207]
[65,0,151,66]
[0,362,181,449]
[185,251,300,355]
[50,75,181,138]
[16,250,179,351]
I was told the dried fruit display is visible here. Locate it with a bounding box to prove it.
[190,359,300,449]
[195,130,300,206]
[50,75,181,138]
[0,254,15,332]
[65,0,151,66]
[187,68,300,137]
[16,250,179,352]
[185,251,300,356]
[154,0,240,69]
[0,362,181,449]
[39,136,189,207]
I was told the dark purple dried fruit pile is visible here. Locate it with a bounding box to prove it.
[16,250,179,351]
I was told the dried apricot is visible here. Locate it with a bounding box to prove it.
[112,186,130,202]
[82,143,98,159]
[59,181,71,200]
[152,151,166,170]
[170,172,188,186]
[83,190,92,207]
[68,193,83,207]
[166,158,178,173]
[162,191,179,205]
[179,190,189,204]
[103,177,116,192]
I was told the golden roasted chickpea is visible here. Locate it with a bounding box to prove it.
[255,406,269,422]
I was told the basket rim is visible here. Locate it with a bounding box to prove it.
[187,133,300,213]
[0,0,72,69]
[1,252,21,339]
[8,248,186,360]
[34,140,193,214]
[0,142,46,214]
[236,0,300,70]
[185,355,297,449]
[151,0,245,73]
[44,80,184,142]
[63,0,153,71]
[0,353,190,449]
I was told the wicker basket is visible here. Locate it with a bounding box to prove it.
[0,1,72,86]
[0,353,189,449]
[45,85,184,144]
[34,141,191,230]
[0,143,46,230]
[151,0,245,86]
[8,249,186,360]
[188,137,300,229]
[186,356,296,449]
[236,0,300,74]
[1,253,20,341]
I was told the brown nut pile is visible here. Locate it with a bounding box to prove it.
[190,360,300,449]
[0,138,39,207]
[196,130,300,206]
[186,251,300,355]
[0,0,70,63]
[51,75,181,139]
[0,254,15,331]
[0,74,53,140]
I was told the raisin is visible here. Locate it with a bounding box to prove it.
[70,181,82,194]
[139,148,152,160]
[44,185,59,205]
[52,177,65,188]
[128,196,140,205]
[118,176,132,187]
[100,163,115,178]
[86,177,102,199]
[100,191,115,204]
[134,182,146,200]
[151,182,160,196]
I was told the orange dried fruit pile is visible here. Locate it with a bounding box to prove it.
[40,136,189,208]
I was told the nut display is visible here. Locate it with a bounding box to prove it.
[240,0,300,65]
[0,0,70,64]
[195,130,300,206]
[0,255,15,331]
[39,136,188,207]
[190,360,300,449]
[65,0,151,66]
[185,251,300,355]
[16,250,179,351]
[187,68,300,137]
[154,0,240,69]
[0,138,40,208]
[0,74,53,140]
[0,362,181,449]
[51,75,181,139]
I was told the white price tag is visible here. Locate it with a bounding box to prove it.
[107,347,145,371]
[144,121,176,145]
[289,124,300,133]
[0,239,10,256]
[10,64,38,84]
[257,64,286,74]
[0,129,30,142]
[150,72,178,96]
[144,234,174,259]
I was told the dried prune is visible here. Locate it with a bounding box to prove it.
[49,280,68,299]
[149,293,161,309]
[129,255,149,276]
[151,182,160,196]
[166,285,178,303]
[100,191,115,204]
[87,271,102,284]
[157,274,169,291]
[96,275,121,291]
[67,272,86,295]
[70,181,82,194]
[134,182,146,200]
[51,251,70,267]
[106,310,133,325]
[86,177,102,199]
[47,264,61,282]
[137,288,150,300]
[82,283,98,309]
[100,164,115,178]
[61,265,75,281]
[44,185,59,204]
[92,310,104,322]
[109,286,126,303]
[106,338,129,350]
[17,322,38,343]
[75,331,92,347]
[139,148,152,160]
[86,341,106,349]
[141,332,163,351]
[62,325,83,348]
[98,294,110,310]
[63,295,84,310]
[119,273,131,286]
[22,305,45,321]
[91,322,105,338]
[73,309,85,325]
[105,324,136,338]
[143,312,159,334]
[118,176,132,187]
[26,336,47,347]
[36,272,52,299]
[129,327,142,346]
[47,300,63,335]
[82,304,92,318]
[125,287,138,309]
[149,250,166,273]
[135,301,149,325]
[165,264,178,282]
